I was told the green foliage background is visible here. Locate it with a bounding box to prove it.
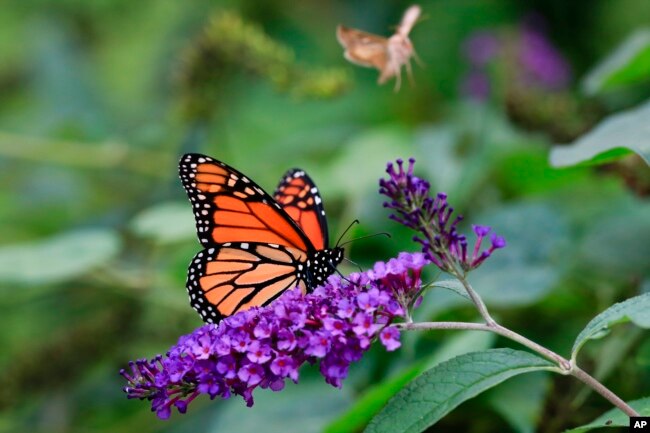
[0,1,648,432]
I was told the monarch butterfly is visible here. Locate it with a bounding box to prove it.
[179,153,344,323]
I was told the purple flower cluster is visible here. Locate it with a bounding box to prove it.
[380,158,505,275]
[519,23,570,90]
[121,252,427,419]
[460,17,571,100]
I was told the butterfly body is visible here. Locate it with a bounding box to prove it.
[179,154,343,323]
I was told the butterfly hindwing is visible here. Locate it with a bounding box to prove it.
[274,168,329,250]
[187,242,309,323]
[179,154,313,252]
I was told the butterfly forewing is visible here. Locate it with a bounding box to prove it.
[274,169,329,250]
[336,26,389,70]
[179,154,312,252]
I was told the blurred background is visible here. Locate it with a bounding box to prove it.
[1,0,649,432]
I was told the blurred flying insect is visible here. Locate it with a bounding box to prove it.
[337,4,422,91]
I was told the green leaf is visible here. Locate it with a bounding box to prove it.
[364,349,556,433]
[130,201,195,243]
[572,292,650,361]
[327,126,414,199]
[487,373,550,433]
[0,229,120,285]
[550,99,650,167]
[577,202,650,275]
[582,28,650,95]
[564,396,650,432]
[324,332,495,433]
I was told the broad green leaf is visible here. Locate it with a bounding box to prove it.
[564,396,650,432]
[572,292,650,361]
[582,28,650,95]
[324,332,495,433]
[0,229,120,285]
[130,201,195,243]
[209,379,352,433]
[488,373,550,433]
[364,349,556,433]
[471,202,570,306]
[550,99,650,167]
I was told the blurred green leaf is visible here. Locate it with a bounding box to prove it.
[637,337,650,366]
[571,292,650,361]
[563,396,650,432]
[582,28,650,95]
[209,379,352,433]
[130,201,195,243]
[577,201,650,275]
[497,150,590,196]
[471,202,570,306]
[324,331,495,433]
[415,124,463,194]
[550,99,650,166]
[327,126,414,199]
[364,349,556,433]
[0,229,120,285]
[487,373,550,433]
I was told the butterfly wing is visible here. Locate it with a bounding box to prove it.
[179,153,314,253]
[187,242,309,323]
[274,169,329,251]
[336,25,389,70]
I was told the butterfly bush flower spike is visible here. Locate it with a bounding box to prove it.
[379,158,506,275]
[121,252,428,418]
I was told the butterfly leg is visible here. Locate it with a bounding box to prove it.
[393,61,402,92]
[405,59,415,87]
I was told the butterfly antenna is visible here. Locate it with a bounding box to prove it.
[335,219,360,248]
[338,232,391,248]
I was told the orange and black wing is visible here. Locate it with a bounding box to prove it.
[179,153,314,253]
[274,169,329,251]
[187,242,309,323]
